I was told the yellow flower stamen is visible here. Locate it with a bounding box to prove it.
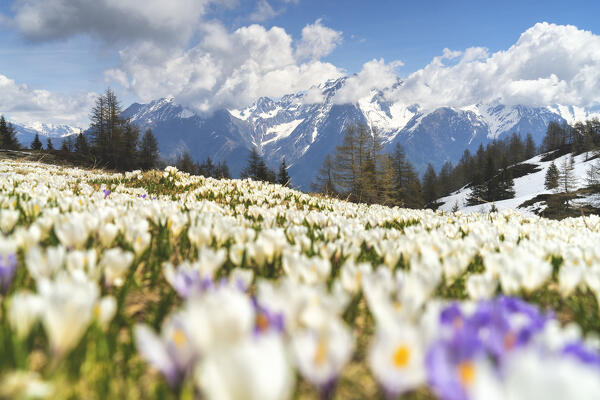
[172,329,187,348]
[256,312,269,332]
[392,345,411,368]
[458,362,475,388]
[313,340,328,366]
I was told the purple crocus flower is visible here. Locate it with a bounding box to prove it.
[0,253,17,295]
[134,318,198,388]
[426,331,483,400]
[251,297,285,335]
[103,189,111,199]
[139,194,147,199]
[562,342,600,369]
[427,297,550,400]
[169,268,213,298]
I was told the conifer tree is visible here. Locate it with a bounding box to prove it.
[241,147,275,182]
[46,138,54,151]
[377,154,396,206]
[277,158,291,187]
[557,155,577,195]
[544,162,559,190]
[119,124,140,171]
[438,161,454,196]
[524,133,537,159]
[422,163,440,208]
[0,116,20,150]
[31,134,43,150]
[390,143,423,208]
[60,138,70,152]
[585,160,600,191]
[139,128,160,170]
[312,154,337,196]
[198,157,216,177]
[215,161,231,179]
[74,132,90,155]
[176,151,197,174]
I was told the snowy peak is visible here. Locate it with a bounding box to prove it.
[546,104,600,125]
[122,97,197,124]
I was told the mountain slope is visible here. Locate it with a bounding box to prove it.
[122,78,598,189]
[437,151,600,216]
[13,122,80,148]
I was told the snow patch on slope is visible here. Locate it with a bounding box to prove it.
[358,93,414,138]
[262,119,304,145]
[438,152,599,216]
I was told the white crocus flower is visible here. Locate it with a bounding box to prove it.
[99,248,135,287]
[340,261,371,294]
[98,222,119,247]
[8,292,44,339]
[368,323,426,396]
[0,209,20,233]
[38,271,99,356]
[25,246,66,280]
[291,318,354,389]
[466,273,498,300]
[196,333,294,400]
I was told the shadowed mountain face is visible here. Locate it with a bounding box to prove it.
[122,78,588,189]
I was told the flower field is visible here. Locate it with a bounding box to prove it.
[1,159,600,399]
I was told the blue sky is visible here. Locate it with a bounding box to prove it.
[1,0,600,126]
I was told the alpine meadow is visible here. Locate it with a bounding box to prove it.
[1,1,600,399]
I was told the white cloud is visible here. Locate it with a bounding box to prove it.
[9,0,235,45]
[333,58,403,104]
[0,74,95,126]
[301,87,326,104]
[249,0,280,22]
[388,22,600,110]
[295,19,343,60]
[107,22,343,113]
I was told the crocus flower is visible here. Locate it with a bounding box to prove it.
[0,253,17,294]
[252,297,284,335]
[103,189,111,199]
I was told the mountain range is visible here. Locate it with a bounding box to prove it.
[10,77,599,190]
[13,122,80,148]
[122,77,599,189]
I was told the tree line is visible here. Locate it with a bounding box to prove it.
[312,123,425,208]
[543,118,600,197]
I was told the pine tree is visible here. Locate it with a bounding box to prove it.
[31,134,43,150]
[119,124,140,171]
[312,154,337,196]
[377,154,396,206]
[508,133,525,164]
[557,156,577,194]
[585,160,600,191]
[524,133,537,159]
[46,138,54,151]
[139,128,160,170]
[89,88,127,168]
[333,124,359,199]
[544,162,559,190]
[390,143,424,208]
[60,137,70,152]
[438,161,454,196]
[277,158,291,187]
[215,161,231,179]
[198,157,216,177]
[176,151,197,174]
[0,116,20,150]
[422,163,440,208]
[74,132,90,155]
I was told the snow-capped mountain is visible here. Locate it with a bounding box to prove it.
[13,122,80,148]
[122,78,598,189]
